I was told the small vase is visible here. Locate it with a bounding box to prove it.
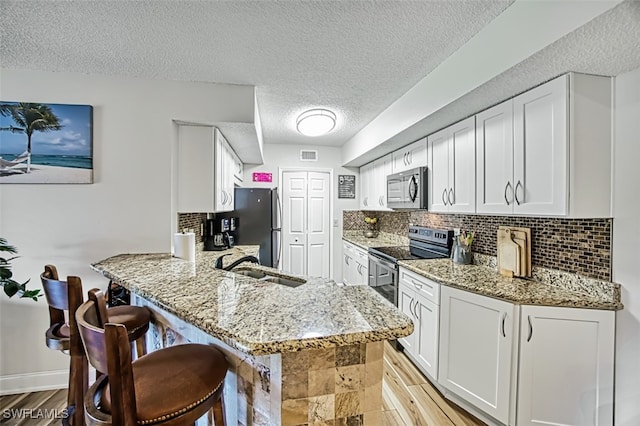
[362,229,379,238]
[452,243,472,265]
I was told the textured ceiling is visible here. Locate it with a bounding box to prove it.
[356,0,640,165]
[0,0,513,148]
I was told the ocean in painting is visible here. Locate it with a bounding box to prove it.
[0,153,92,169]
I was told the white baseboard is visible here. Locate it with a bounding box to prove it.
[0,370,68,395]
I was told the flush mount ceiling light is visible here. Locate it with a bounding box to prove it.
[296,108,337,137]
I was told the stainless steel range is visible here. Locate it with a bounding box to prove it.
[368,226,453,306]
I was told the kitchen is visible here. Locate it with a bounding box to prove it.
[1,1,639,426]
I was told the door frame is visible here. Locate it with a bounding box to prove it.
[279,167,334,279]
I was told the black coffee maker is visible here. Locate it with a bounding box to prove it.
[226,217,238,248]
[204,217,231,251]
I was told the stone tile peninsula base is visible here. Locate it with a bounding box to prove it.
[136,294,385,425]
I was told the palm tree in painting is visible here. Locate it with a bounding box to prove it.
[0,102,63,172]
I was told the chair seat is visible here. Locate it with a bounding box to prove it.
[107,306,151,341]
[45,323,71,351]
[99,344,227,424]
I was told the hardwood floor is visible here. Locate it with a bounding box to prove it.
[381,342,485,426]
[0,343,483,426]
[0,389,67,426]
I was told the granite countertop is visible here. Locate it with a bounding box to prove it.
[91,246,413,355]
[398,258,622,311]
[342,231,408,250]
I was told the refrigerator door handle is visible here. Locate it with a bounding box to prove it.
[272,229,282,270]
[275,189,283,231]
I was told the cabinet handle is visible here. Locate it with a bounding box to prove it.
[403,152,408,166]
[527,315,533,342]
[345,255,350,266]
[379,195,383,206]
[504,182,512,206]
[411,298,418,319]
[442,188,448,206]
[407,152,412,165]
[501,312,507,338]
[411,278,428,289]
[364,197,368,207]
[515,180,523,205]
[448,188,454,206]
[408,298,414,318]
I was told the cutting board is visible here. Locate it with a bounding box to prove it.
[497,226,531,278]
[497,229,521,277]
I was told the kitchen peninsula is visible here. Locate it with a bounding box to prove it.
[91,246,413,426]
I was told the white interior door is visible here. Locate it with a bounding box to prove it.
[306,172,330,278]
[281,171,307,275]
[281,170,331,278]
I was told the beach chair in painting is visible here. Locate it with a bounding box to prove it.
[0,151,30,174]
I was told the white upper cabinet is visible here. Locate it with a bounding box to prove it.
[512,75,568,216]
[428,116,476,213]
[359,154,392,211]
[476,100,515,214]
[392,138,428,173]
[214,129,235,212]
[476,73,612,217]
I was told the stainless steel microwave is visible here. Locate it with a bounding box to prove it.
[387,167,428,210]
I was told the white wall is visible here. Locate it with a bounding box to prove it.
[613,66,640,426]
[0,68,256,393]
[243,144,359,281]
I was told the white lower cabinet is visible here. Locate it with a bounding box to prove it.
[342,241,368,286]
[438,286,518,425]
[517,306,615,426]
[398,267,440,380]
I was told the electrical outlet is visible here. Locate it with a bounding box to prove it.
[453,228,461,236]
[333,219,339,227]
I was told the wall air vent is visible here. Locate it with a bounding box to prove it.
[300,150,318,161]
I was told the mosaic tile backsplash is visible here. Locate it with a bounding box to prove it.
[343,210,612,281]
[177,213,207,241]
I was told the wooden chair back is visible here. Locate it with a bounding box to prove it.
[76,299,110,375]
[87,288,111,328]
[40,266,87,426]
[41,264,67,326]
[77,298,138,425]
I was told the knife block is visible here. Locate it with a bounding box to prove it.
[497,226,531,278]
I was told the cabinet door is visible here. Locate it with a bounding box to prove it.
[438,286,516,425]
[428,127,449,213]
[397,283,417,352]
[353,247,369,286]
[342,242,352,285]
[406,138,428,169]
[414,294,439,380]
[177,125,215,212]
[374,154,393,209]
[517,306,615,426]
[513,75,568,216]
[476,101,514,214]
[359,162,373,209]
[214,129,226,212]
[448,117,476,213]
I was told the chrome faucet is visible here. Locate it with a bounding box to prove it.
[214,254,260,271]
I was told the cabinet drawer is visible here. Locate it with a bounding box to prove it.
[399,267,440,304]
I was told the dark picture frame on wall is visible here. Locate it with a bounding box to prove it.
[0,101,93,184]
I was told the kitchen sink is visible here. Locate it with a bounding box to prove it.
[261,276,306,288]
[233,269,268,279]
[232,268,306,288]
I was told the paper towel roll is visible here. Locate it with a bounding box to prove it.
[173,232,196,262]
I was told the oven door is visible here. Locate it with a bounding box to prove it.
[368,254,398,306]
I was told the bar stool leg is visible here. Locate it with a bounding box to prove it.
[212,394,225,426]
[135,335,147,357]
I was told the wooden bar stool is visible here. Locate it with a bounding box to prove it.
[41,265,153,425]
[76,294,228,426]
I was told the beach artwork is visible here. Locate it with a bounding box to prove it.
[0,102,93,184]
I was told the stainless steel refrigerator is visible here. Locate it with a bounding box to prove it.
[221,187,282,268]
